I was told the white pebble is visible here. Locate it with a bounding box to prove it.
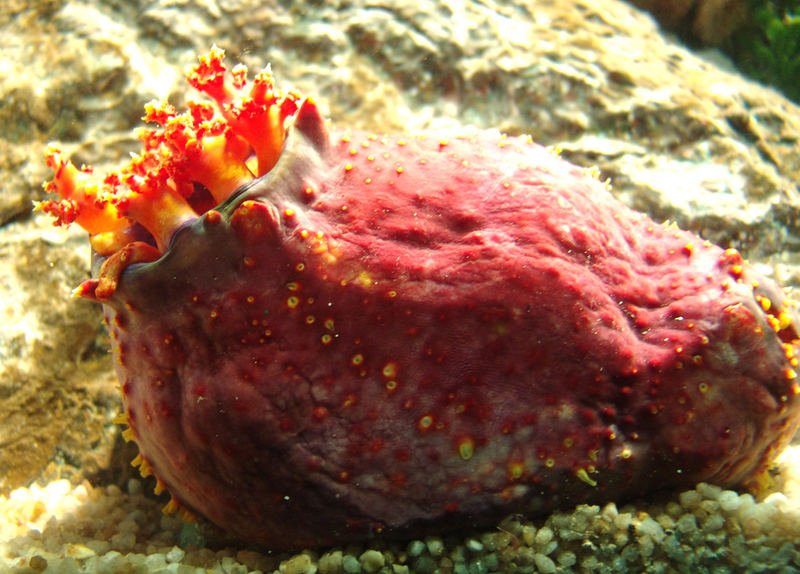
[676,514,698,534]
[465,538,484,552]
[702,513,725,532]
[359,550,385,573]
[638,534,654,557]
[718,490,742,513]
[280,553,317,574]
[533,553,556,574]
[319,550,343,574]
[601,502,618,521]
[534,526,553,546]
[637,516,665,543]
[696,483,722,500]
[556,551,577,567]
[110,530,136,551]
[614,512,633,531]
[425,536,444,557]
[679,490,702,510]
[85,540,110,555]
[342,554,361,574]
[65,543,95,559]
[166,546,186,563]
[520,526,535,547]
[127,479,143,496]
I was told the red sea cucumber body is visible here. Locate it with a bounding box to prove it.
[42,49,800,550]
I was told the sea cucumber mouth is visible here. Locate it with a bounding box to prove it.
[38,46,302,267]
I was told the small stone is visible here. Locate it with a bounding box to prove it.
[65,543,96,559]
[678,490,702,510]
[521,526,536,547]
[556,551,576,567]
[85,540,110,555]
[425,536,444,557]
[319,550,343,574]
[467,558,487,574]
[29,555,47,572]
[718,490,742,513]
[482,553,499,571]
[166,546,186,563]
[533,553,556,574]
[655,514,676,532]
[110,530,136,552]
[702,513,725,532]
[280,553,317,574]
[534,526,553,546]
[666,501,683,518]
[359,549,385,573]
[407,540,426,557]
[638,534,655,557]
[696,482,722,500]
[221,556,249,574]
[342,554,361,574]
[465,538,484,553]
[676,513,698,534]
[637,516,666,543]
[392,565,409,574]
[127,478,143,496]
[411,555,436,574]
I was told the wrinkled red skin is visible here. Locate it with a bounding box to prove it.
[92,104,800,550]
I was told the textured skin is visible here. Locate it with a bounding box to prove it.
[87,103,800,549]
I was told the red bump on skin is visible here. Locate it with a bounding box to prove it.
[41,47,800,551]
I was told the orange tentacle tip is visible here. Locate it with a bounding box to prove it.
[41,46,303,275]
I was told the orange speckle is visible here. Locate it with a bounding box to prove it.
[418,414,434,432]
[351,353,364,366]
[312,405,329,421]
[344,163,353,172]
[507,461,525,480]
[382,362,397,378]
[457,436,475,460]
[287,296,299,309]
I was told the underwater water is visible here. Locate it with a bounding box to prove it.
[1,0,800,573]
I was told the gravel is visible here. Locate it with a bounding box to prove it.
[2,447,800,573]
